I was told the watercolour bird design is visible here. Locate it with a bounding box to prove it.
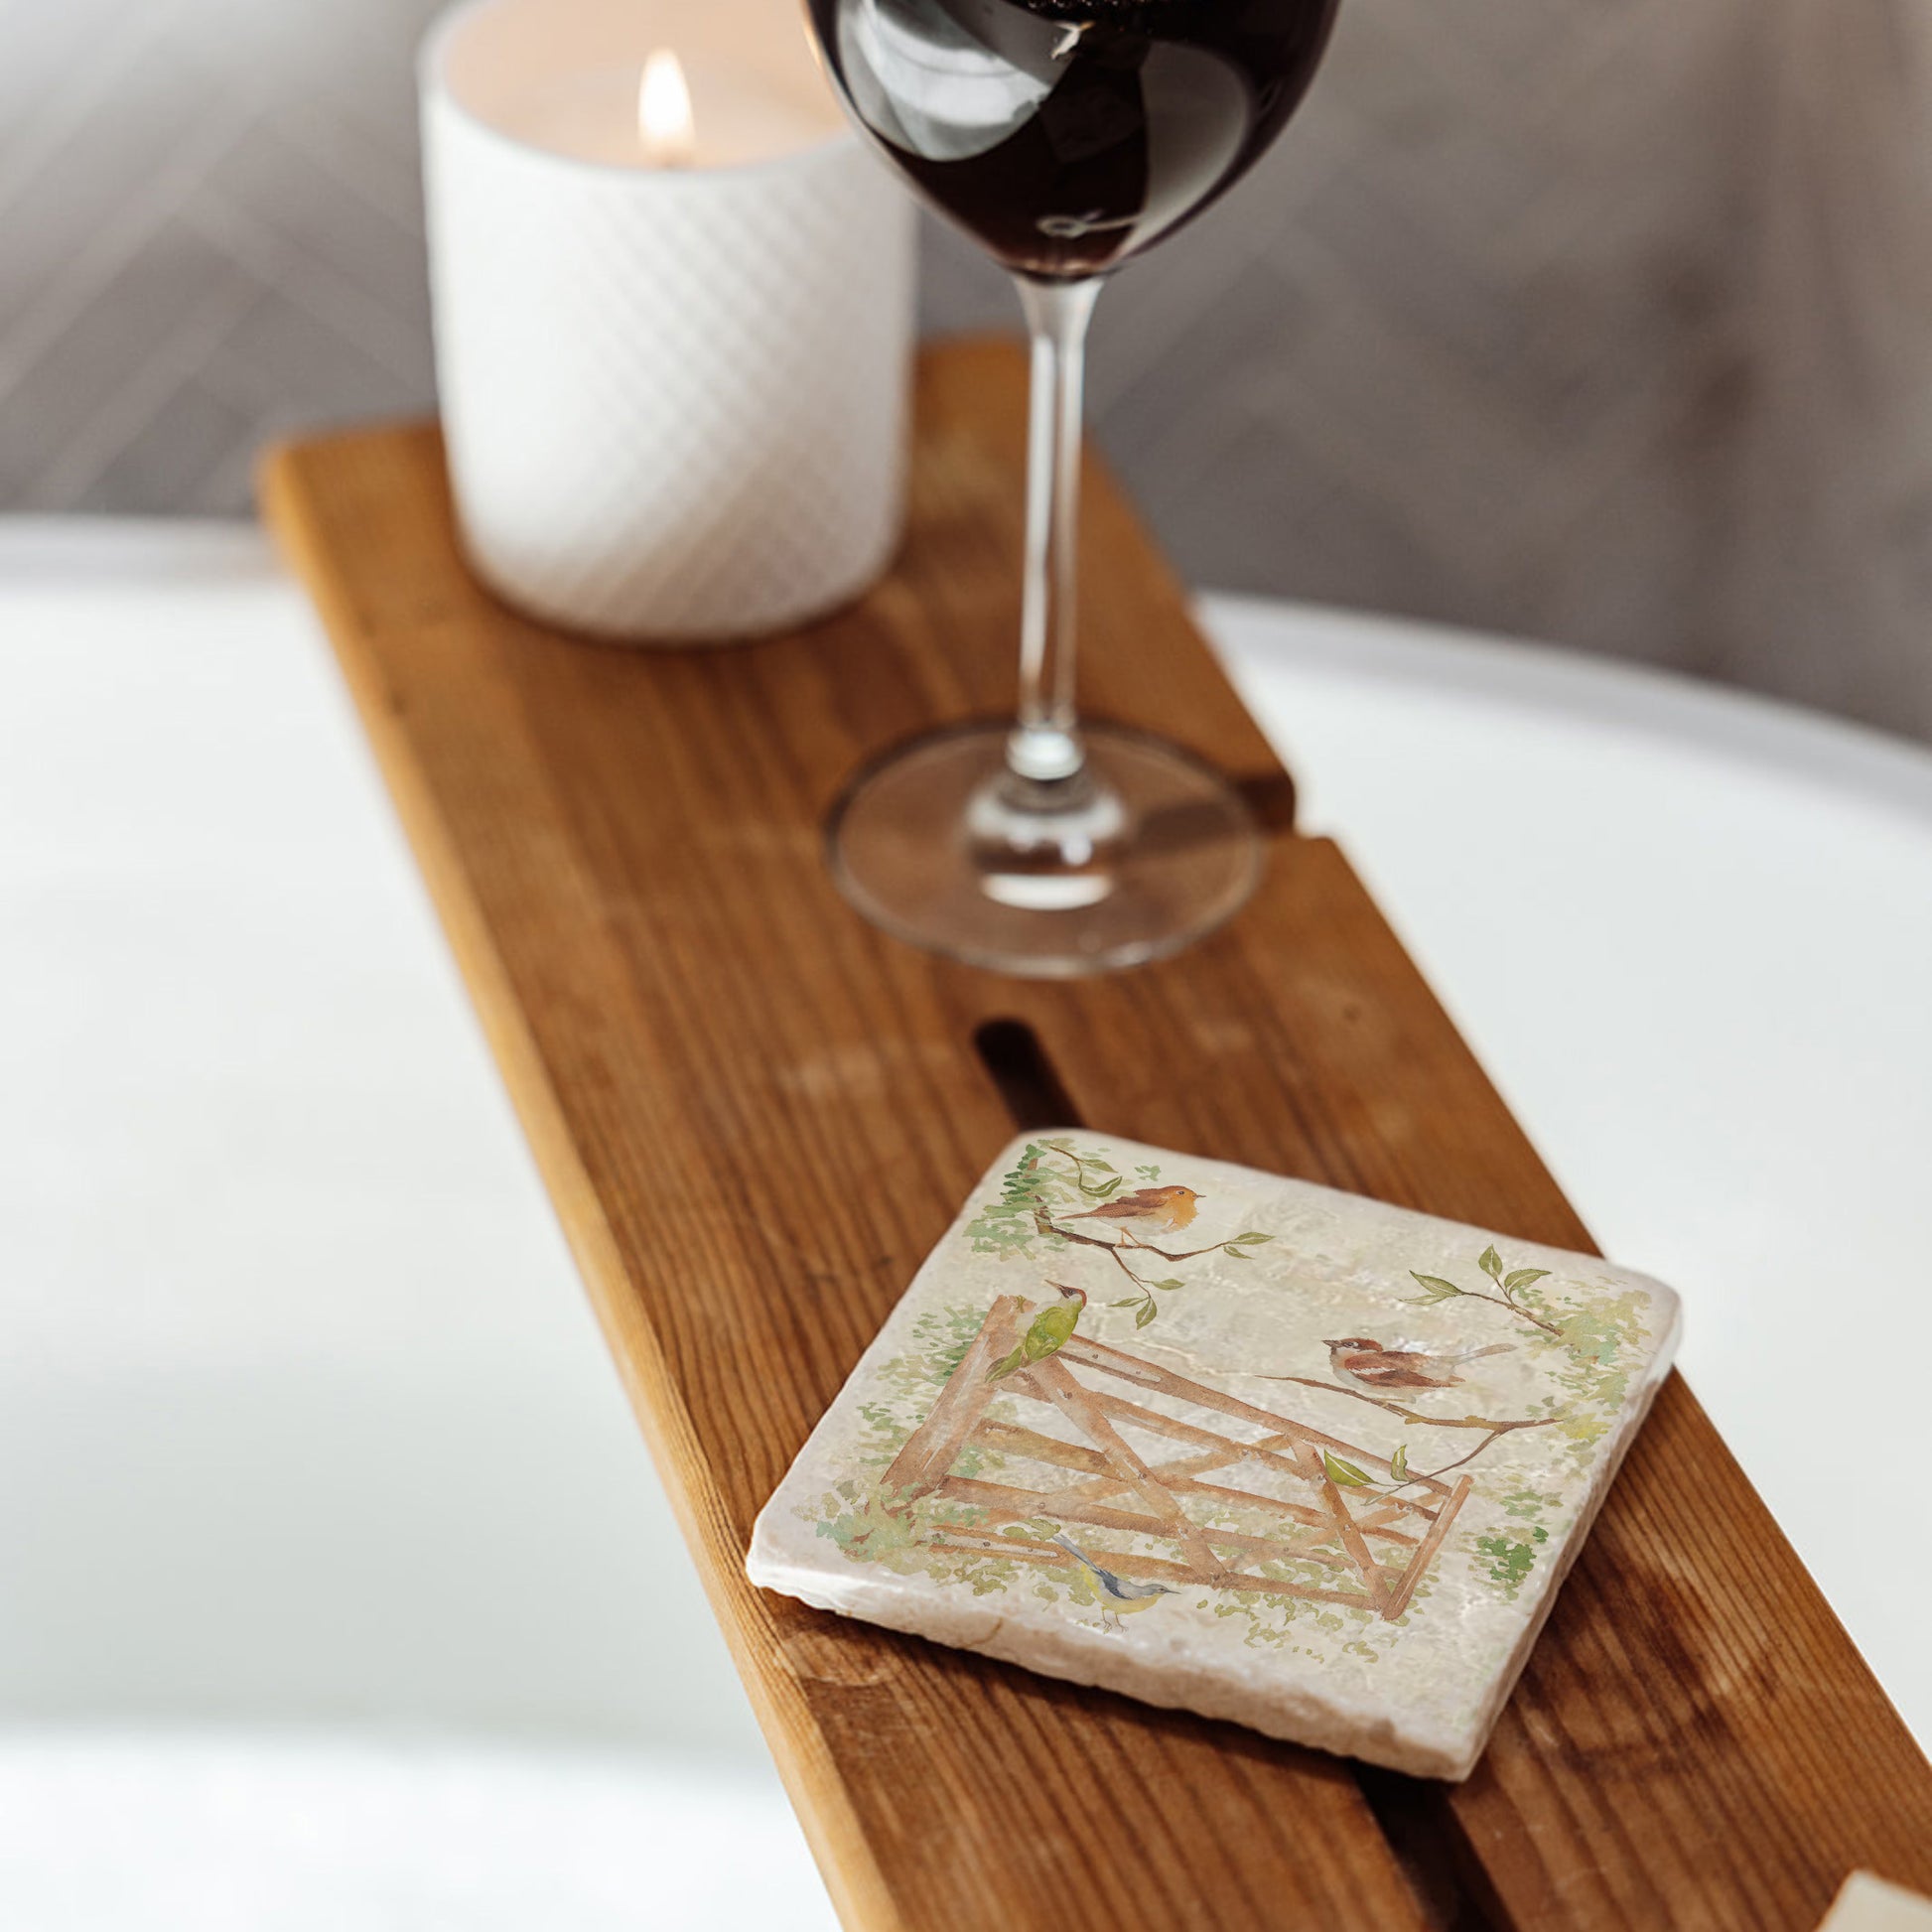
[1062,1183,1201,1235]
[1324,1336,1514,1396]
[986,1283,1087,1383]
[1050,1532,1179,1631]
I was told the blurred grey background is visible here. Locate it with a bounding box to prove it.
[3,0,1929,737]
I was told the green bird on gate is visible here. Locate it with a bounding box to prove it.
[986,1283,1087,1382]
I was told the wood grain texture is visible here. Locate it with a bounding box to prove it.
[261,339,1932,1932]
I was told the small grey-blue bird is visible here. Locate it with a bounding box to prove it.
[1050,1532,1179,1631]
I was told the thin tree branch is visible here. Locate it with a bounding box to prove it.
[1034,1141,1124,1201]
[1037,1206,1151,1286]
[1254,1372,1559,1437]
[1365,1427,1525,1501]
[1452,1290,1569,1336]
[1037,1209,1244,1269]
[1417,1430,1512,1483]
[1118,1230,1250,1263]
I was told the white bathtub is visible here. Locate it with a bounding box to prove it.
[0,523,836,1926]
[2,522,1926,1924]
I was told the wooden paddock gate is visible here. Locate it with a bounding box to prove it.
[884,1295,1472,1622]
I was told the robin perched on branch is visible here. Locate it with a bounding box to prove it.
[1062,1183,1200,1234]
[1324,1336,1513,1395]
[986,1283,1087,1382]
[1050,1532,1178,1631]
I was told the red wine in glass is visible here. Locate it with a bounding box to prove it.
[807,0,1342,976]
[808,0,1339,276]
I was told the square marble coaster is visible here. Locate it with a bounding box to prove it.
[748,1132,1681,1780]
[1820,1875,1932,1932]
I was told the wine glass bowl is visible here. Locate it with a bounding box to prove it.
[807,0,1342,975]
[807,0,1341,276]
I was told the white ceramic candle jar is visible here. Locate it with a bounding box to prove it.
[421,0,916,643]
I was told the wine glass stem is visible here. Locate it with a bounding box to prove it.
[1008,275,1103,787]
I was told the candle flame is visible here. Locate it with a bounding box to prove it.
[638,49,696,167]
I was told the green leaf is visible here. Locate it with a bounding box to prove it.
[1090,1174,1123,1198]
[1478,1245,1503,1280]
[1408,1273,1462,1303]
[1231,1229,1274,1246]
[1134,1301,1159,1329]
[1135,1165,1161,1179]
[1503,1268,1550,1293]
[1322,1449,1374,1487]
[1152,1279,1185,1292]
[1227,1248,1252,1262]
[1390,1444,1409,1481]
[1108,1297,1144,1309]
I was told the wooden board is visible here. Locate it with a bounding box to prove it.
[261,340,1932,1932]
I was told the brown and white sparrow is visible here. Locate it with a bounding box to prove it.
[1323,1335,1512,1395]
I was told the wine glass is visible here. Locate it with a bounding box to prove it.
[807,0,1341,976]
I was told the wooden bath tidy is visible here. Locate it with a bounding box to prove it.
[261,340,1932,1932]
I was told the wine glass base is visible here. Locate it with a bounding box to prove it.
[826,722,1265,978]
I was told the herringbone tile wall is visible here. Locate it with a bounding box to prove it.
[0,0,434,517]
[3,0,1928,737]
